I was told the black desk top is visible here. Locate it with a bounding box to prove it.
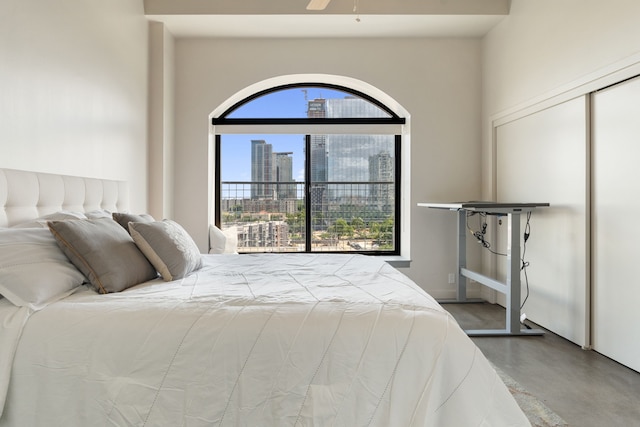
[417,201,549,213]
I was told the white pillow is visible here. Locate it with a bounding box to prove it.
[0,228,86,310]
[208,225,226,254]
[208,225,238,254]
[85,209,113,219]
[10,211,87,229]
[223,227,238,253]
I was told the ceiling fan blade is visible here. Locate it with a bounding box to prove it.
[306,0,331,10]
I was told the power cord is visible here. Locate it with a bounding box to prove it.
[520,211,532,310]
[466,212,506,256]
[466,210,533,318]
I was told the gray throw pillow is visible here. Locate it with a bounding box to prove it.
[112,212,155,232]
[129,220,203,281]
[48,218,158,293]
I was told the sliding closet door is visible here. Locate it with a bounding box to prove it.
[592,76,640,372]
[496,96,589,347]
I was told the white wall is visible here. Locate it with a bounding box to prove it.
[172,37,484,297]
[0,0,149,212]
[148,21,175,220]
[482,0,640,345]
[483,0,640,196]
[483,0,640,124]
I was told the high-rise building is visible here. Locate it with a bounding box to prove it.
[307,99,329,220]
[325,97,390,186]
[325,96,388,119]
[251,139,272,199]
[307,97,393,204]
[252,139,297,202]
[308,100,329,184]
[369,150,394,211]
[273,151,296,199]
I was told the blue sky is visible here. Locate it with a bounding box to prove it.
[220,87,347,182]
[221,134,305,182]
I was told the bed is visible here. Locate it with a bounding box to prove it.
[0,168,530,426]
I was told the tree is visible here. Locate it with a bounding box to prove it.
[286,208,306,240]
[369,217,394,248]
[377,217,394,248]
[329,219,354,246]
[351,217,365,239]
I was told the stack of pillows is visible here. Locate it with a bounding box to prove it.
[0,212,204,311]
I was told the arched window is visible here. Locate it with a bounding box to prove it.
[212,83,405,255]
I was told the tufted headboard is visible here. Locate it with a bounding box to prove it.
[0,169,129,227]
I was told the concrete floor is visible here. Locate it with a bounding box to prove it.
[445,303,640,427]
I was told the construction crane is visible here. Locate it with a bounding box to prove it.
[301,89,308,115]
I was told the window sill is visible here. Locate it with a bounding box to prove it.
[381,255,411,268]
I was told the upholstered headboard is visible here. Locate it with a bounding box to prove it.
[0,169,129,227]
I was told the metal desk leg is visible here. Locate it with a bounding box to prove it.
[506,212,521,334]
[465,212,543,336]
[439,210,483,305]
[457,209,468,301]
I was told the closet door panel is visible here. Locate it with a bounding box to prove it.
[592,76,640,372]
[496,96,588,346]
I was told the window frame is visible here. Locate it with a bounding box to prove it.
[212,83,405,125]
[213,83,405,256]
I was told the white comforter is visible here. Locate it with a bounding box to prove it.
[0,254,529,426]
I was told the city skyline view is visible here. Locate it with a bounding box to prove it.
[221,134,305,183]
[221,87,344,183]
[217,86,398,253]
[220,86,392,184]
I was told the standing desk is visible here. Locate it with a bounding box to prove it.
[417,202,549,337]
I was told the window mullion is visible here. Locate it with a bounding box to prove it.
[304,134,312,252]
[215,134,221,228]
[394,134,402,253]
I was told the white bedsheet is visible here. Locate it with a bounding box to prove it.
[0,303,30,419]
[0,254,529,426]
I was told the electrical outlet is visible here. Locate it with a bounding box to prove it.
[448,273,455,284]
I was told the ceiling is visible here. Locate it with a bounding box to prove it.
[144,0,510,39]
